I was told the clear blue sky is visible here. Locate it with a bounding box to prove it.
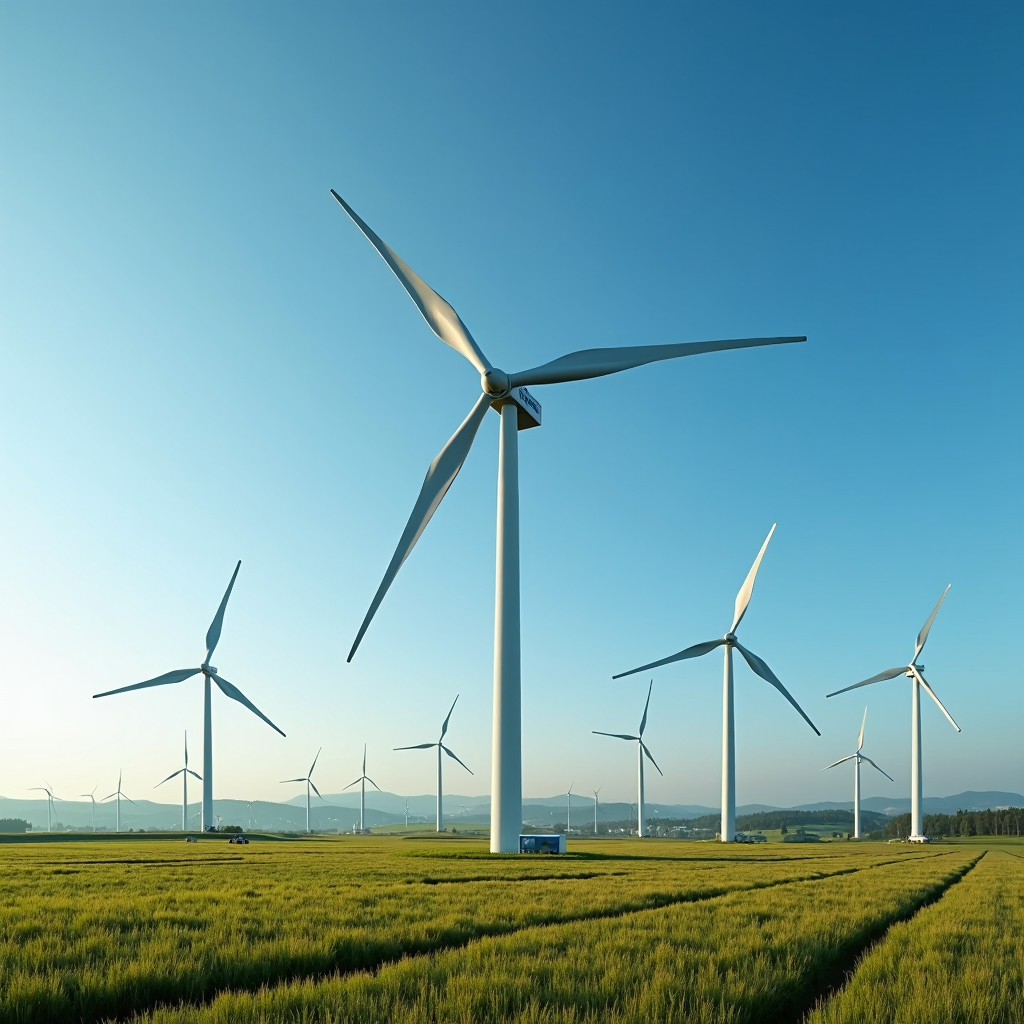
[1,2,1021,811]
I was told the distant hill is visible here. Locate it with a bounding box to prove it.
[2,790,1019,833]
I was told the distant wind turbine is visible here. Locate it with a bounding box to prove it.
[332,190,806,852]
[246,800,255,831]
[29,783,60,833]
[102,771,134,833]
[155,731,202,831]
[827,586,959,841]
[592,785,602,835]
[566,781,575,835]
[593,681,663,837]
[394,696,472,832]
[93,561,285,831]
[343,745,382,832]
[820,708,892,838]
[281,748,323,834]
[614,525,819,841]
[80,785,99,831]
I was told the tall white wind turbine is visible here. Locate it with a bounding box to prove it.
[343,745,382,832]
[566,780,575,835]
[820,708,892,838]
[614,525,819,842]
[29,784,60,833]
[281,748,323,834]
[394,695,472,832]
[593,681,663,837]
[827,586,959,841]
[332,191,806,852]
[80,785,99,831]
[592,786,602,835]
[93,561,285,831]
[155,731,202,831]
[102,771,134,833]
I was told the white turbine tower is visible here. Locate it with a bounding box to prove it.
[29,784,60,832]
[614,525,819,841]
[332,191,806,853]
[102,771,134,833]
[827,585,959,841]
[343,745,382,832]
[566,780,575,835]
[155,731,202,831]
[394,696,472,832]
[592,786,602,835]
[80,785,99,831]
[820,708,892,838]
[281,748,323,834]
[593,681,663,838]
[93,562,285,832]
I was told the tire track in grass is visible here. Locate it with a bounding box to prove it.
[98,853,966,1024]
[788,852,985,1024]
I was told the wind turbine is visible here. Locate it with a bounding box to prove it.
[281,748,323,834]
[592,786,602,835]
[93,561,285,831]
[332,191,806,853]
[247,800,255,831]
[102,771,134,833]
[404,798,409,829]
[29,784,60,832]
[394,695,472,832]
[566,780,575,835]
[593,681,663,837]
[820,708,892,838]
[614,524,819,841]
[80,785,99,831]
[827,586,959,841]
[343,745,382,832]
[155,731,202,831]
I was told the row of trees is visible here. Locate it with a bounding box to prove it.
[884,808,1024,838]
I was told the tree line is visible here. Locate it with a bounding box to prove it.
[884,807,1023,838]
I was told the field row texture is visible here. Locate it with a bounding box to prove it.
[0,839,928,1024]
[135,846,977,1024]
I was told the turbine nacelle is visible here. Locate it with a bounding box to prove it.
[201,664,217,676]
[481,368,510,396]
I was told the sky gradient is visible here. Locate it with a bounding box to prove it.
[1,2,1021,812]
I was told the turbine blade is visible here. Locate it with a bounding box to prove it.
[155,770,183,787]
[612,638,725,680]
[310,780,323,799]
[826,666,908,698]
[102,793,117,802]
[730,524,776,634]
[206,560,241,661]
[857,707,867,752]
[819,755,856,771]
[508,337,805,389]
[640,741,664,776]
[330,190,491,375]
[440,744,473,774]
[861,755,895,782]
[915,583,951,659]
[347,396,491,662]
[638,680,653,736]
[362,744,366,775]
[342,778,362,790]
[211,673,286,737]
[308,746,322,778]
[733,641,820,735]
[123,795,136,805]
[394,743,436,750]
[911,667,961,732]
[366,776,383,792]
[93,667,201,699]
[280,778,307,784]
[592,731,638,741]
[187,770,202,780]
[440,694,460,741]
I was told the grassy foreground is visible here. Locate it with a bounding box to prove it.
[0,836,1018,1023]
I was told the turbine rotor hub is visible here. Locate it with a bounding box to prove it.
[481,367,510,397]
[201,664,216,675]
[725,633,737,645]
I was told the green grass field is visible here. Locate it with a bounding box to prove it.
[0,835,1019,1023]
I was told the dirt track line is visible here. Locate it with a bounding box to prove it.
[788,851,986,1024]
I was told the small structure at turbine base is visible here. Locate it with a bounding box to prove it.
[520,834,566,854]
